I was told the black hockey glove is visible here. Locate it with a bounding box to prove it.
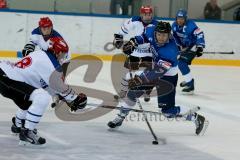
[128,75,143,89]
[122,38,137,55]
[67,93,87,112]
[195,47,203,57]
[113,34,124,49]
[22,44,35,57]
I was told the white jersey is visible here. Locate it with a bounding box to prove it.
[28,27,70,63]
[0,50,76,102]
[118,16,158,57]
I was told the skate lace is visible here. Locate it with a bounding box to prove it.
[112,115,124,124]
[28,130,41,143]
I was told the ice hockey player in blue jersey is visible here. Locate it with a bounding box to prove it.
[108,21,208,136]
[172,9,205,94]
[113,5,158,102]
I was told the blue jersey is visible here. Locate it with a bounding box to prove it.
[172,20,205,49]
[134,26,179,82]
[31,27,63,42]
[28,27,64,52]
[135,26,179,67]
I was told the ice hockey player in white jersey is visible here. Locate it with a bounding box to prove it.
[0,37,87,146]
[113,5,158,102]
[22,17,70,76]
[23,17,71,107]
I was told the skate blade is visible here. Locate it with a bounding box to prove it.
[113,95,120,100]
[181,91,194,95]
[11,132,19,136]
[197,120,209,136]
[107,125,121,131]
[19,140,46,148]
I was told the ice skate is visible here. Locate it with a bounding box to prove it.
[182,79,194,94]
[108,113,126,129]
[11,117,22,135]
[194,113,209,136]
[19,128,45,146]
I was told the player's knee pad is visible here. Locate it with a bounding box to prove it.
[29,89,51,115]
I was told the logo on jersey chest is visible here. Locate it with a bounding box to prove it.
[40,79,48,88]
[176,32,187,38]
[150,46,158,57]
[15,57,32,69]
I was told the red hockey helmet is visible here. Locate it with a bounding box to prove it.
[140,5,153,14]
[49,37,68,55]
[39,17,53,28]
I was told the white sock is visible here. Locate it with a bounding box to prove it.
[183,73,193,83]
[15,109,27,127]
[25,89,51,130]
[179,106,195,121]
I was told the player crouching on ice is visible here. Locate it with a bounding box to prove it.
[108,21,209,136]
[0,37,87,146]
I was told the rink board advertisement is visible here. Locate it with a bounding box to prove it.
[0,10,240,66]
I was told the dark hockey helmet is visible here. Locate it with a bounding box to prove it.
[155,21,171,34]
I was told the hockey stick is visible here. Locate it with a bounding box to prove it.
[136,98,166,145]
[96,104,200,118]
[203,51,234,54]
[87,103,160,114]
[128,71,166,145]
[181,50,234,55]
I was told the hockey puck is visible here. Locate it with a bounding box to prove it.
[152,141,158,145]
[51,103,56,108]
[113,95,119,100]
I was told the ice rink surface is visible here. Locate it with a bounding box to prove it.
[0,59,240,160]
